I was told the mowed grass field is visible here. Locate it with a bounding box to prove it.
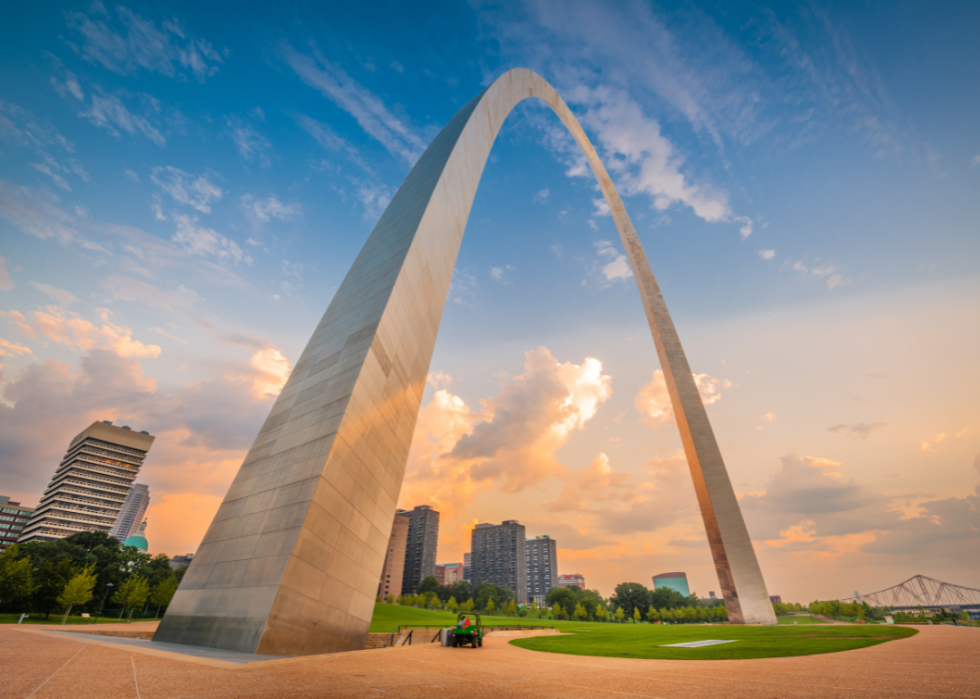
[777,614,828,625]
[369,604,916,660]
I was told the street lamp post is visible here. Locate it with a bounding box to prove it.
[94,583,113,625]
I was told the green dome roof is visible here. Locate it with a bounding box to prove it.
[123,534,148,551]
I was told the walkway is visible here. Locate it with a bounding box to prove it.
[0,622,977,698]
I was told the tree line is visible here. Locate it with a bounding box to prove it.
[0,531,183,622]
[379,577,730,623]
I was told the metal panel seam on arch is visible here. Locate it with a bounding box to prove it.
[153,67,776,658]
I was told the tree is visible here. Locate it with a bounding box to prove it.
[447,596,459,613]
[507,599,517,615]
[552,603,563,620]
[451,579,472,603]
[418,576,440,596]
[112,575,150,622]
[610,583,650,620]
[473,581,511,612]
[661,607,673,623]
[57,565,97,624]
[386,594,394,604]
[580,597,597,620]
[633,607,642,623]
[614,606,625,623]
[34,559,76,619]
[486,596,495,613]
[595,605,608,622]
[149,574,179,618]
[574,602,587,621]
[0,546,35,607]
[529,599,538,616]
[463,597,475,611]
[545,587,578,615]
[646,605,659,623]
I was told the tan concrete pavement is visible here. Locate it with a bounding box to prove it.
[1,622,977,699]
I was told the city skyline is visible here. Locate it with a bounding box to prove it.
[1,0,978,602]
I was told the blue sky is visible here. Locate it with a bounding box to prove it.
[1,0,978,601]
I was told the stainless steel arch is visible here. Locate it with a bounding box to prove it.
[155,68,775,657]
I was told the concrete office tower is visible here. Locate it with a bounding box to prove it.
[19,421,154,544]
[558,574,585,588]
[110,483,150,541]
[526,536,558,605]
[378,512,409,600]
[157,69,773,659]
[653,572,691,597]
[463,552,472,581]
[400,505,439,595]
[0,496,34,553]
[471,520,527,604]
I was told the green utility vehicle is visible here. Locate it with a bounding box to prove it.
[451,612,483,647]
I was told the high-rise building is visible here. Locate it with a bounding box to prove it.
[471,520,527,604]
[400,505,439,595]
[110,483,150,541]
[123,520,149,551]
[557,573,585,588]
[653,572,690,597]
[525,535,558,605]
[441,562,463,585]
[19,421,154,544]
[378,512,409,600]
[463,552,471,581]
[0,496,34,553]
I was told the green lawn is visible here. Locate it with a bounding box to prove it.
[777,614,828,625]
[368,604,916,660]
[0,613,154,626]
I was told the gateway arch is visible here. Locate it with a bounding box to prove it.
[155,68,776,656]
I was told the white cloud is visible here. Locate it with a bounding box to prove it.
[568,85,731,222]
[759,249,775,260]
[241,195,297,223]
[77,89,166,146]
[294,114,349,151]
[66,6,224,82]
[282,43,427,164]
[635,369,728,424]
[171,212,249,264]
[151,166,223,213]
[489,264,515,282]
[533,187,550,203]
[593,239,632,283]
[0,100,74,152]
[971,154,980,167]
[227,116,271,166]
[250,348,292,399]
[736,216,753,238]
[29,281,77,305]
[0,255,13,291]
[786,259,847,290]
[2,305,161,358]
[0,181,78,244]
[124,169,140,183]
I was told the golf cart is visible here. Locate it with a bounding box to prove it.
[451,611,483,647]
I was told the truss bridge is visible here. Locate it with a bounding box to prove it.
[841,575,980,612]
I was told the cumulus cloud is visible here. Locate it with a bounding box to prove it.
[759,249,775,260]
[2,305,161,358]
[533,187,550,203]
[635,369,729,425]
[741,454,900,557]
[282,43,426,164]
[241,194,297,223]
[399,348,612,517]
[65,5,224,82]
[249,348,292,399]
[593,239,632,284]
[785,259,847,290]
[151,166,223,213]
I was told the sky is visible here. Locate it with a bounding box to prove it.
[0,0,978,604]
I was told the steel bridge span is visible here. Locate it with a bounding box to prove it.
[841,575,980,612]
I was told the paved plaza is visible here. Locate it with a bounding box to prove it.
[1,622,977,699]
